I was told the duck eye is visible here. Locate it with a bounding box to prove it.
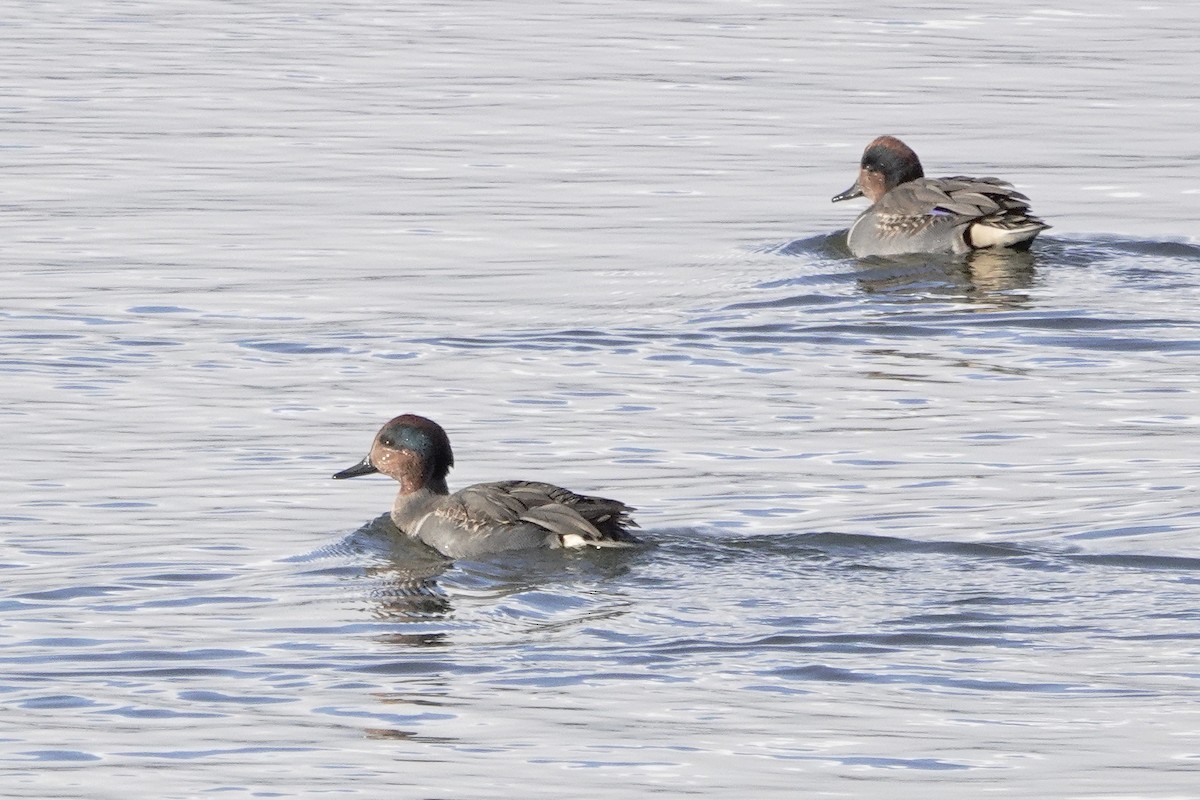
[379,436,394,447]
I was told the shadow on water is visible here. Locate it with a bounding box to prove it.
[742,230,1199,306]
[775,230,1200,266]
[655,529,1200,575]
[392,233,1200,359]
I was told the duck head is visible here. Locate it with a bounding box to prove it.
[333,414,454,494]
[832,135,925,204]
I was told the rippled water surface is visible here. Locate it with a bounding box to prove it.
[4,1,1200,797]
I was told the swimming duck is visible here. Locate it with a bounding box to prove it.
[333,414,640,559]
[832,135,1049,258]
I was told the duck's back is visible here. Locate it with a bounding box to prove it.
[407,480,640,558]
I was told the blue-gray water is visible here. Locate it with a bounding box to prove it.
[3,2,1200,797]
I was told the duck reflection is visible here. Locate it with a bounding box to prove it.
[779,230,1039,307]
[851,245,1037,308]
[964,247,1037,296]
[350,514,454,624]
[347,513,640,637]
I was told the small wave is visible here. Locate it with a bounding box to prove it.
[653,529,1200,575]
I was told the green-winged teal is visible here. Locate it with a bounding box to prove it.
[334,414,640,559]
[833,136,1049,257]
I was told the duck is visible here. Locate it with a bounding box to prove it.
[832,135,1049,258]
[333,414,640,559]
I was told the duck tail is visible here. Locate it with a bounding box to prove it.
[968,214,1050,250]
